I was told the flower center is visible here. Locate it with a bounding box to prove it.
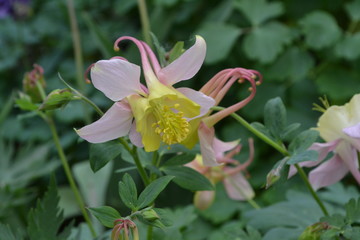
[152,103,190,145]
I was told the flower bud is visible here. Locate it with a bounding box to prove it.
[194,190,215,210]
[39,89,74,111]
[141,209,160,221]
[299,222,329,240]
[23,64,46,103]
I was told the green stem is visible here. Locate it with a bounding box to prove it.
[46,116,97,236]
[147,225,153,240]
[295,164,329,216]
[118,138,150,186]
[137,0,152,46]
[212,106,288,156]
[211,106,329,216]
[65,0,90,123]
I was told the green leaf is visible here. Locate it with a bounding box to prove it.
[243,21,292,64]
[27,177,71,240]
[15,94,38,111]
[280,123,301,141]
[345,0,360,21]
[300,11,341,50]
[162,166,214,191]
[162,153,196,167]
[264,97,286,141]
[0,224,22,240]
[287,150,319,165]
[136,176,174,210]
[168,41,184,63]
[88,206,121,228]
[118,173,138,211]
[315,66,360,101]
[209,221,262,240]
[245,190,325,239]
[89,141,122,172]
[204,0,234,23]
[234,0,283,25]
[345,198,360,224]
[335,33,360,60]
[197,23,241,64]
[267,47,314,82]
[250,122,273,140]
[151,32,167,67]
[288,129,319,154]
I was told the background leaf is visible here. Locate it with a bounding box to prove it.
[300,11,341,50]
[243,21,292,63]
[162,166,214,191]
[89,141,122,172]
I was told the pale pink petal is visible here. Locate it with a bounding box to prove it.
[129,122,144,148]
[308,155,349,191]
[337,142,360,185]
[177,87,215,119]
[212,137,239,160]
[288,140,341,178]
[91,59,142,101]
[76,102,133,143]
[158,35,206,86]
[343,123,360,138]
[223,171,254,200]
[198,123,220,166]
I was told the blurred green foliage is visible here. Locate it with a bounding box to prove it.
[1,0,360,238]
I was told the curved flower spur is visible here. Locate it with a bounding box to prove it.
[76,35,262,166]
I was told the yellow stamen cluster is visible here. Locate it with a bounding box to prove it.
[152,103,190,145]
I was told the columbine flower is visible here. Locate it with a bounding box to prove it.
[77,35,262,166]
[289,94,360,190]
[77,36,215,155]
[186,138,255,209]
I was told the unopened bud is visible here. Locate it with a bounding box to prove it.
[141,209,160,221]
[299,222,329,240]
[23,64,45,103]
[194,191,215,210]
[39,89,74,111]
[266,157,288,189]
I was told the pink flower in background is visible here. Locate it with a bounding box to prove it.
[186,138,255,209]
[289,94,360,190]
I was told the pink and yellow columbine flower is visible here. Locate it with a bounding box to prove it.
[77,36,214,154]
[289,94,360,190]
[77,35,261,166]
[186,139,255,210]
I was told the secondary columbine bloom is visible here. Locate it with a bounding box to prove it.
[185,67,262,166]
[290,94,360,190]
[186,138,255,209]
